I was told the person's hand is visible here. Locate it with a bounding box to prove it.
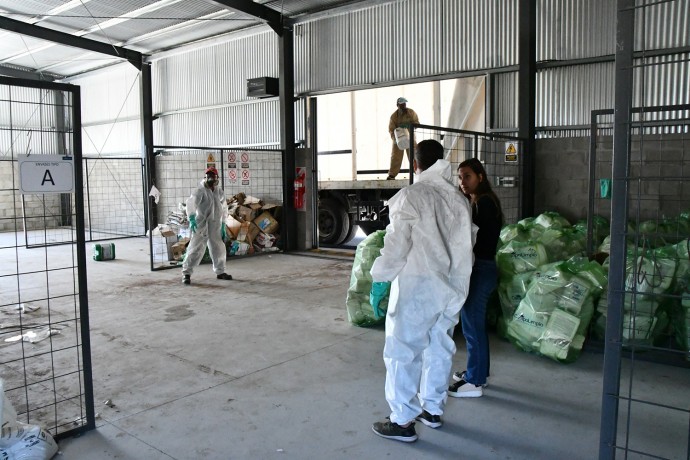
[189,214,197,233]
[369,281,391,319]
[221,223,226,240]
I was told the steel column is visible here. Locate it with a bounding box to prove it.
[280,26,297,251]
[599,0,635,458]
[518,0,536,218]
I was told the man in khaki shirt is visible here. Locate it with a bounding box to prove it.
[387,97,419,179]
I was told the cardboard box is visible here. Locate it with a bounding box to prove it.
[253,211,279,234]
[237,205,256,222]
[255,232,276,248]
[229,241,250,256]
[236,221,260,244]
[171,238,190,261]
[225,216,242,239]
[153,234,178,263]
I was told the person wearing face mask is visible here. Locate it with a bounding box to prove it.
[369,139,476,442]
[182,166,232,285]
[448,158,503,398]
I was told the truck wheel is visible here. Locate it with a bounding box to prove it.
[341,221,359,244]
[318,199,350,245]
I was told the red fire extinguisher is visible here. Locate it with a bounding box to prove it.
[294,168,306,210]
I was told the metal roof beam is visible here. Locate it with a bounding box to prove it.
[0,63,55,81]
[0,16,143,70]
[205,0,292,34]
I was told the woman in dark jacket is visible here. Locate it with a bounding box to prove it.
[448,158,503,398]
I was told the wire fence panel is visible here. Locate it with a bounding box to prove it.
[599,1,690,456]
[0,77,94,442]
[151,147,284,270]
[413,124,523,224]
[83,157,146,241]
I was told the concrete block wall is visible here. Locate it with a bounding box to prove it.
[535,133,690,225]
[0,159,61,232]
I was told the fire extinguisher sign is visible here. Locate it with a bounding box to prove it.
[294,166,306,211]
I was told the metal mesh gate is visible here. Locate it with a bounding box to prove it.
[412,124,524,224]
[0,77,94,440]
[600,1,690,458]
[150,146,284,270]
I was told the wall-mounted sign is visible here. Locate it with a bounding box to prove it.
[18,154,74,194]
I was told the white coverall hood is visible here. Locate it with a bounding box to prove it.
[370,158,477,425]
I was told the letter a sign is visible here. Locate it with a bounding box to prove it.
[18,154,75,194]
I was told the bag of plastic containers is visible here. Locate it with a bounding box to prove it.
[346,231,388,327]
[1,378,58,460]
[505,257,607,363]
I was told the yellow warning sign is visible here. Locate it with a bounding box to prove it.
[207,153,216,162]
[505,142,518,163]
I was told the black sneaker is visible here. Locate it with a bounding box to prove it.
[415,410,442,428]
[448,378,483,398]
[182,275,190,285]
[372,419,417,442]
[452,370,489,388]
[216,273,232,280]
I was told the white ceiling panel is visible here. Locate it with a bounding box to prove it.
[0,0,375,78]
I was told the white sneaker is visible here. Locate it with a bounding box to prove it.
[452,370,488,388]
[448,379,483,398]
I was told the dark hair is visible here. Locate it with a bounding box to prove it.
[458,158,504,225]
[415,139,444,171]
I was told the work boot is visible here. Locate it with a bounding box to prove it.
[182,275,190,285]
[386,175,395,180]
[216,273,233,280]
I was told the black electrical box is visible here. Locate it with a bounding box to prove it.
[247,77,279,98]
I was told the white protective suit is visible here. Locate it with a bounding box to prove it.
[182,179,228,276]
[370,159,477,425]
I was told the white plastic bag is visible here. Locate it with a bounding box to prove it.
[394,127,409,150]
[0,423,58,460]
[0,379,57,460]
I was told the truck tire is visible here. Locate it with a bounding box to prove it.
[318,199,350,245]
[341,221,359,244]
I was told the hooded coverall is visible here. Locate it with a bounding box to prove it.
[370,159,476,425]
[182,179,228,276]
[387,107,420,178]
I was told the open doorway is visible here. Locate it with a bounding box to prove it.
[314,76,486,247]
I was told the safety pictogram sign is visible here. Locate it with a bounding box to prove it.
[241,168,251,186]
[228,169,237,184]
[228,152,236,162]
[207,153,216,162]
[504,142,518,163]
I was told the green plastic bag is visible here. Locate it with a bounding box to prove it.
[346,231,388,327]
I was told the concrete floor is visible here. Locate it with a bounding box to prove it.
[11,237,688,459]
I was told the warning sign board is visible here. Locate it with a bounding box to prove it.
[207,153,216,162]
[240,152,250,169]
[505,142,518,163]
[228,169,237,184]
[241,168,251,186]
[227,152,236,163]
[18,154,74,194]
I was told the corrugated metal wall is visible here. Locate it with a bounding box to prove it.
[536,0,616,61]
[536,63,616,128]
[64,0,688,145]
[67,63,141,156]
[295,0,518,94]
[152,31,284,147]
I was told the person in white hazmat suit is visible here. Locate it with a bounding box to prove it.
[182,167,233,285]
[370,139,476,443]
